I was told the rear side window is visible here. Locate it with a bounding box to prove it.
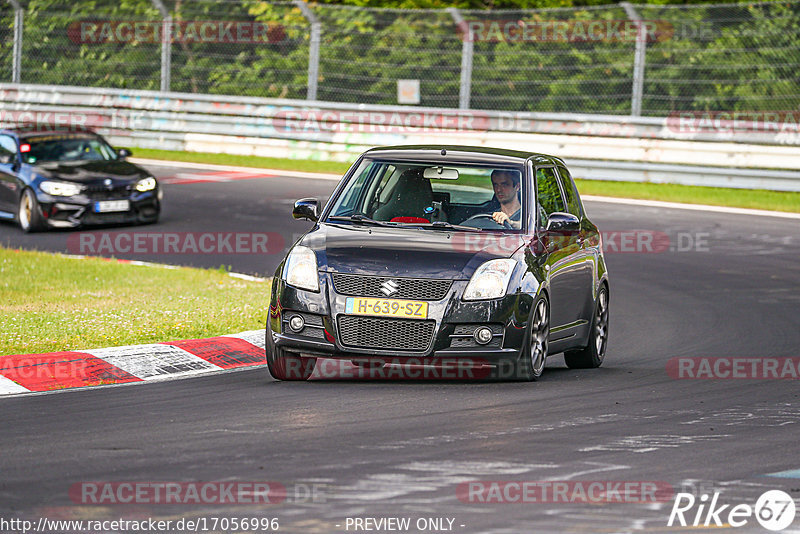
[557,165,583,218]
[536,167,565,227]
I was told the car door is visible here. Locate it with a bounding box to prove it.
[0,134,21,215]
[555,164,596,326]
[535,165,586,339]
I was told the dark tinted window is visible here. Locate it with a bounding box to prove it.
[23,134,117,163]
[557,165,583,217]
[536,167,565,227]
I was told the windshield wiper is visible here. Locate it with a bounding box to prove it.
[328,214,398,227]
[413,221,483,233]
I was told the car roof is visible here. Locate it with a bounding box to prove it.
[1,125,97,139]
[364,145,563,166]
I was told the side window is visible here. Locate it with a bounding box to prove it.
[0,135,17,163]
[335,162,375,215]
[557,165,583,218]
[536,167,565,227]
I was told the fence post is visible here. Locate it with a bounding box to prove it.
[150,0,171,93]
[294,0,320,101]
[620,2,645,116]
[447,7,472,110]
[7,0,23,83]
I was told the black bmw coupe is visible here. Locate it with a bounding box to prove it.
[267,145,609,381]
[0,127,161,232]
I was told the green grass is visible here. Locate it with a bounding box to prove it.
[130,147,800,213]
[0,247,271,356]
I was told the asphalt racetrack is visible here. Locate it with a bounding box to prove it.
[1,162,800,533]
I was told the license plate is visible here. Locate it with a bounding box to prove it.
[345,297,428,319]
[94,200,130,213]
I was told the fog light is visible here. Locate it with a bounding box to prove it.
[288,315,305,332]
[474,326,493,345]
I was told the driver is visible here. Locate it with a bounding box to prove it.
[490,169,522,229]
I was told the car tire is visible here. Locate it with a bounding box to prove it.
[18,189,46,233]
[265,332,316,381]
[564,285,609,369]
[499,295,549,382]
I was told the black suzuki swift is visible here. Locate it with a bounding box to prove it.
[266,145,609,382]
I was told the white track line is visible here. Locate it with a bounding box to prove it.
[582,195,800,219]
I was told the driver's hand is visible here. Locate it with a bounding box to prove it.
[492,211,509,225]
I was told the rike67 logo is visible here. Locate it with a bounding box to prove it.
[668,490,796,531]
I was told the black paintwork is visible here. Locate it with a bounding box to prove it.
[0,127,160,229]
[268,146,609,370]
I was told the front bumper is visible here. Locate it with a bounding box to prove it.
[268,273,535,365]
[35,188,160,228]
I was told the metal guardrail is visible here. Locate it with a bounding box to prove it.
[1,84,800,191]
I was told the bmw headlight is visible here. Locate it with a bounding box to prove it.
[463,259,517,300]
[135,176,157,192]
[40,181,83,197]
[284,246,319,292]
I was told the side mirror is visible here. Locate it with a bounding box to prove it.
[117,148,132,159]
[546,212,580,232]
[0,152,15,165]
[292,198,319,222]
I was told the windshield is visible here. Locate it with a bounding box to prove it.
[21,134,118,164]
[327,159,525,231]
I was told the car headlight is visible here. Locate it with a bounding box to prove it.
[284,246,319,292]
[135,177,157,192]
[39,181,83,197]
[463,258,517,300]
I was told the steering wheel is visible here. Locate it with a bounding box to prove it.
[461,213,512,230]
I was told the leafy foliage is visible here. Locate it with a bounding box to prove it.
[2,0,798,115]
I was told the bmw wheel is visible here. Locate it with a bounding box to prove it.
[18,189,45,233]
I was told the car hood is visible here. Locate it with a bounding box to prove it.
[301,223,527,280]
[33,160,148,184]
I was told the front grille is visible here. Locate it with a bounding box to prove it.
[332,273,451,300]
[85,184,132,201]
[338,316,435,351]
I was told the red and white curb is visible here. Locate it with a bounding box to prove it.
[0,330,266,396]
